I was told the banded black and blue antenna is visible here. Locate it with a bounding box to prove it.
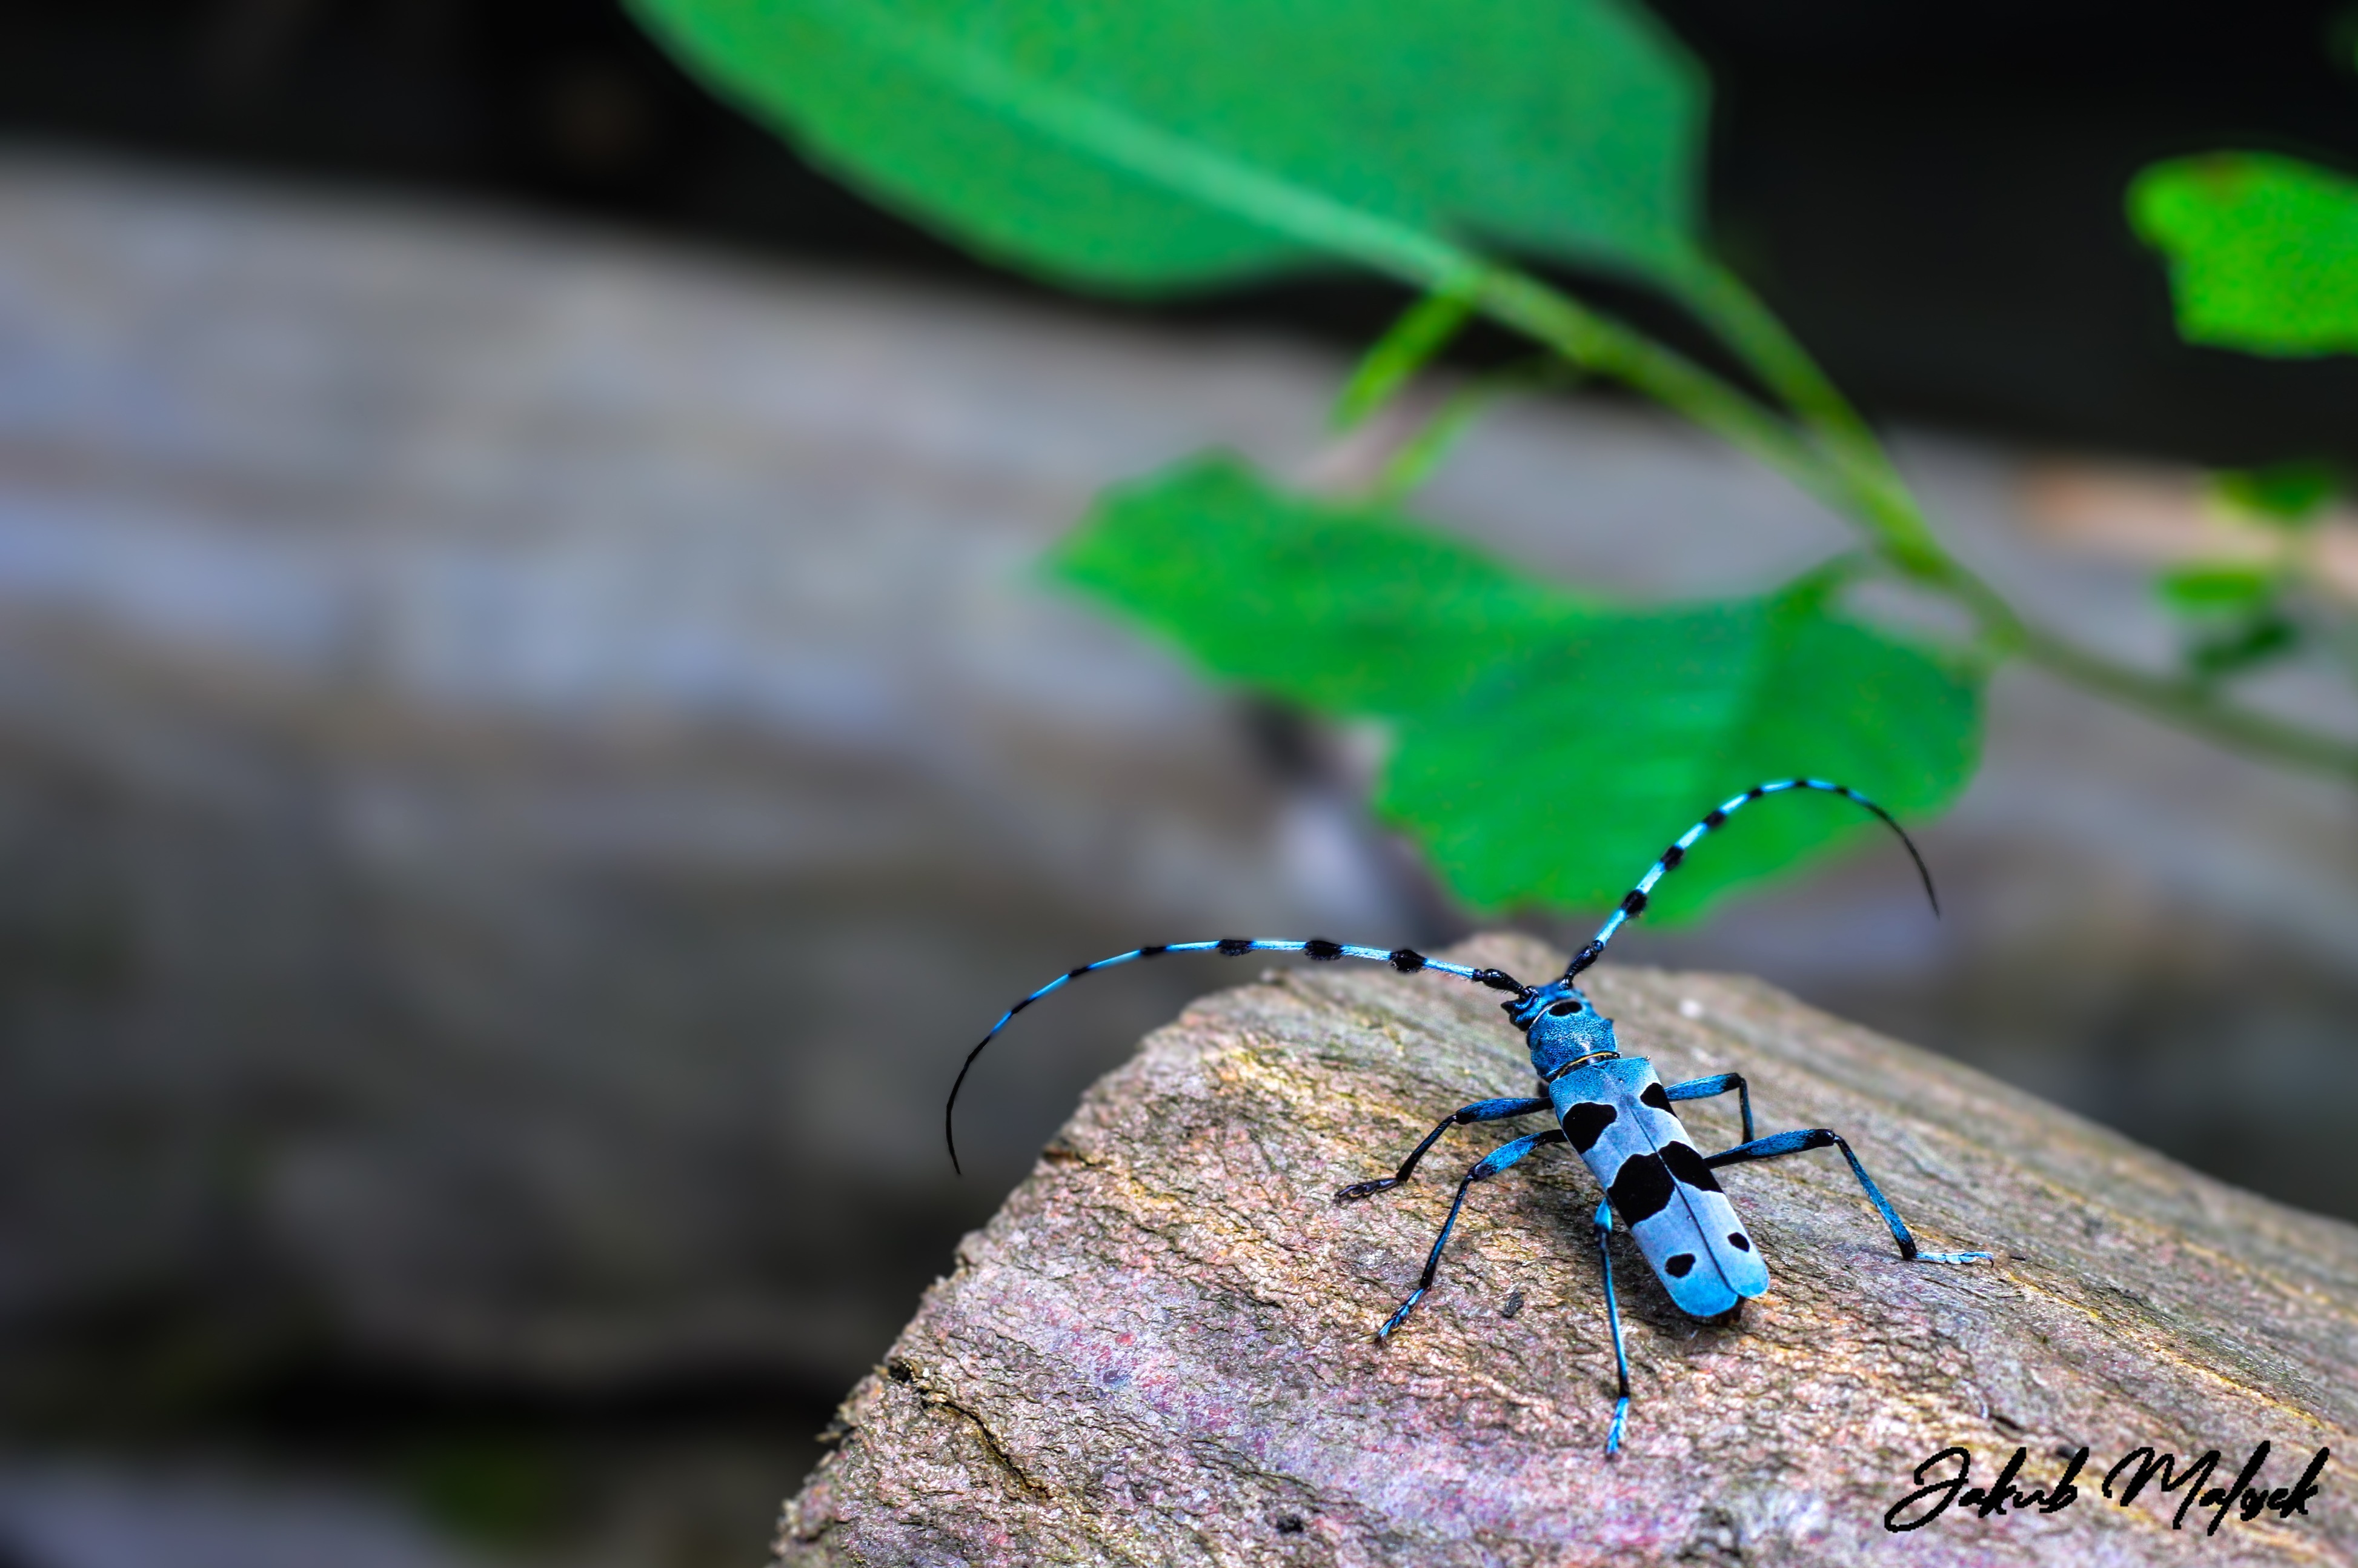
[945,938,1529,1174]
[1558,778,1939,985]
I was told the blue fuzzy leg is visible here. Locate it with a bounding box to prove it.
[1335,1097,1552,1202]
[1377,1129,1569,1341]
[1703,1129,1991,1265]
[1592,1197,1633,1456]
[1664,1072,1754,1143]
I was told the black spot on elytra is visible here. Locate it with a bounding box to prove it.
[1621,889,1649,916]
[1387,948,1425,972]
[1563,1101,1618,1153]
[1607,1152,1674,1222]
[1304,938,1343,960]
[1660,1140,1723,1194]
[1728,1232,1752,1251]
[1665,1252,1696,1278]
[1639,1083,1672,1112]
[1217,937,1254,955]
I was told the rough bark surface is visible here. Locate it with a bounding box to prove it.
[776,936,2358,1566]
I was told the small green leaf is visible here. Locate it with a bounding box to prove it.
[627,0,1707,295]
[1055,458,1982,920]
[2156,562,2277,617]
[2128,153,2358,357]
[2212,461,2341,526]
[2185,614,2301,681]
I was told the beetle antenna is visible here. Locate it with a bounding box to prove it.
[1560,779,1938,984]
[945,938,1525,1174]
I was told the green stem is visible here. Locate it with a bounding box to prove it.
[1509,258,2358,783]
[1333,287,1476,430]
[2014,626,2358,779]
[1687,265,2358,780]
[1667,260,1945,569]
[1361,357,1578,503]
[1466,269,1864,521]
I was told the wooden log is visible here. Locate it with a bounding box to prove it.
[775,935,2357,1566]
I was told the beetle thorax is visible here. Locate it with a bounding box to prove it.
[1507,979,1619,1079]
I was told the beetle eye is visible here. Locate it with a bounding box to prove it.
[1547,1000,1581,1017]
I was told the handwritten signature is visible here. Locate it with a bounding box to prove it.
[1885,1441,2330,1535]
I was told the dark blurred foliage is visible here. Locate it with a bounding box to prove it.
[4,0,2357,463]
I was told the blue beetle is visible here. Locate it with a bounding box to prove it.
[946,778,1992,1453]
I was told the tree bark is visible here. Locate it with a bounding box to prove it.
[775,935,2358,1566]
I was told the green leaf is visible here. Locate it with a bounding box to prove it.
[2156,562,2277,618]
[1054,458,1592,716]
[2128,153,2358,357]
[1380,585,1979,918]
[626,0,1706,294]
[2212,461,2341,526]
[2185,614,2300,681]
[1055,458,1982,921]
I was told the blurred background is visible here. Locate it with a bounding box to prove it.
[1,2,2356,1566]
